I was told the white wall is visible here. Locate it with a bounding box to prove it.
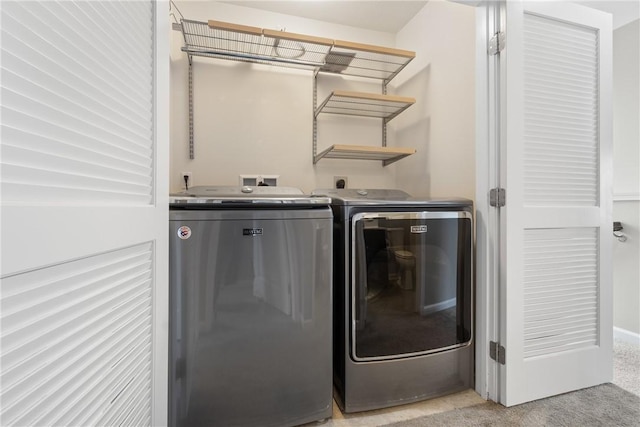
[170,1,476,198]
[395,1,476,200]
[171,1,400,194]
[612,19,640,336]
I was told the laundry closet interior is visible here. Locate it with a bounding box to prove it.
[168,1,477,426]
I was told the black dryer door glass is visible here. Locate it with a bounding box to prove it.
[351,211,472,361]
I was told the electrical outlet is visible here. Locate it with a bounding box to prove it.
[239,174,279,186]
[334,176,348,189]
[181,172,192,190]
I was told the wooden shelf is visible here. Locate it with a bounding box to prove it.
[315,90,415,120]
[179,19,414,82]
[326,40,415,81]
[177,18,417,165]
[314,144,416,166]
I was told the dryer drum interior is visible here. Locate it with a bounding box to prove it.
[351,211,472,362]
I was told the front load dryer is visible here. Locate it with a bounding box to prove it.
[313,188,474,413]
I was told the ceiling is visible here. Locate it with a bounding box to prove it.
[221,0,639,32]
[576,0,640,30]
[220,1,428,33]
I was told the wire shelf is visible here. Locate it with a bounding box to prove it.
[314,144,416,166]
[178,18,418,166]
[179,20,415,81]
[181,19,332,68]
[315,91,415,120]
[325,40,414,82]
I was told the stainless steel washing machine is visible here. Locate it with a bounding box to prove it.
[169,186,333,427]
[312,189,474,413]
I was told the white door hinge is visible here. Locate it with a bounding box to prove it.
[489,188,506,207]
[489,31,505,55]
[490,341,506,365]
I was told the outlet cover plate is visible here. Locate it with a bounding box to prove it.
[334,176,348,189]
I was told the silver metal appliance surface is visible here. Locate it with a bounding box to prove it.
[170,185,331,206]
[312,188,474,413]
[169,186,333,427]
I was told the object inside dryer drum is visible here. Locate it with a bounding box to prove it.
[320,51,356,73]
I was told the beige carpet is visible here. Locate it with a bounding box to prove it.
[382,383,640,427]
[614,339,640,397]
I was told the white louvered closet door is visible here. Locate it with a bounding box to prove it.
[0,1,169,426]
[500,1,613,406]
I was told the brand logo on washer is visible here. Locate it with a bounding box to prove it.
[243,228,263,236]
[177,226,192,239]
[410,225,428,233]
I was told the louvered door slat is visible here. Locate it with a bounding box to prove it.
[2,253,150,316]
[2,293,151,417]
[2,107,151,164]
[525,322,597,339]
[0,241,153,426]
[8,313,151,427]
[46,330,151,427]
[2,55,151,139]
[61,2,151,85]
[3,146,151,189]
[2,246,151,300]
[1,277,151,379]
[1,281,151,399]
[524,313,596,330]
[19,1,151,108]
[2,282,149,409]
[2,127,150,176]
[526,145,597,157]
[2,5,149,114]
[2,68,151,143]
[1,252,150,318]
[3,89,151,157]
[523,12,599,208]
[98,358,151,426]
[525,280,599,293]
[525,308,598,324]
[526,63,596,82]
[523,228,599,358]
[1,38,150,128]
[0,1,154,205]
[1,163,151,196]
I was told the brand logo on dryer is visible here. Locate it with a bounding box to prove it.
[410,225,428,234]
[243,228,263,236]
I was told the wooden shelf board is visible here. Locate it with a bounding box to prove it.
[314,144,416,165]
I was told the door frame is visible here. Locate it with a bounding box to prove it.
[474,0,501,403]
[475,0,614,405]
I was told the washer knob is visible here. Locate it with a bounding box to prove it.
[241,186,253,193]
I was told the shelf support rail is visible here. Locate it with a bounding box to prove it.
[182,47,326,69]
[382,82,388,148]
[188,57,194,159]
[313,70,319,164]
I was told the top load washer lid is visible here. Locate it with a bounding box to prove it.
[311,188,473,208]
[170,186,331,207]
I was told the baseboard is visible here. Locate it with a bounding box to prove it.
[614,326,640,345]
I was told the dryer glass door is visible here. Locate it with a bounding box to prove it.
[351,211,473,361]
